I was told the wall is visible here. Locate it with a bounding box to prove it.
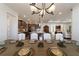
[72,4,79,41]
[40,22,71,35]
[7,13,18,40]
[0,9,7,42]
[0,4,18,42]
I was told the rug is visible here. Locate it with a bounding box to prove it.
[47,47,67,56]
[0,47,7,54]
[14,47,35,56]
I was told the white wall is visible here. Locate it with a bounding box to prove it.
[72,4,79,41]
[40,22,71,35]
[0,4,18,41]
[7,13,18,40]
[0,9,7,41]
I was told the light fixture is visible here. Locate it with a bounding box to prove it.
[59,12,62,15]
[23,15,26,17]
[30,3,55,17]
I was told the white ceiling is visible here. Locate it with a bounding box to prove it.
[5,3,77,23]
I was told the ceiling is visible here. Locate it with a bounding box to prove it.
[5,3,77,23]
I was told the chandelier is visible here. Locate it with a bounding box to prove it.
[30,3,55,17]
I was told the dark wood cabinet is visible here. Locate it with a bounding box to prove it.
[43,25,49,33]
[18,20,27,32]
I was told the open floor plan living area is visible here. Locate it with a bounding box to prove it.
[0,3,79,56]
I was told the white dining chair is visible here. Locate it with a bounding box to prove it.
[18,33,25,41]
[43,33,52,43]
[55,33,64,42]
[30,32,38,43]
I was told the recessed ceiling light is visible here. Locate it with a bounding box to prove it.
[59,12,62,15]
[24,3,27,5]
[24,15,26,17]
